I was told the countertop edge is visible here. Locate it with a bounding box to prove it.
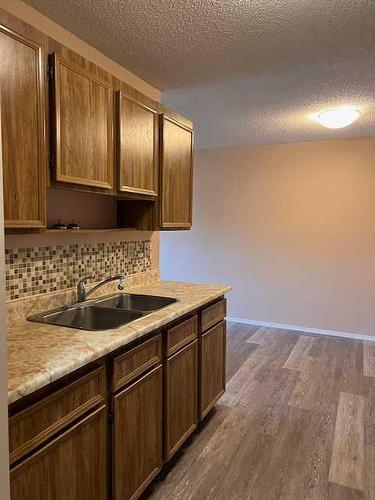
[8,283,231,405]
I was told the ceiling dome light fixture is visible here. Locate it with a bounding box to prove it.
[309,106,362,129]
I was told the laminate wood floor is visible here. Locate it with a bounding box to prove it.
[143,323,375,500]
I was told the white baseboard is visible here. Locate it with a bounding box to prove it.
[227,316,375,342]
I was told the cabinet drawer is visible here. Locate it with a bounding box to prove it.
[10,406,107,500]
[9,366,106,465]
[112,334,162,392]
[201,299,226,333]
[167,315,198,356]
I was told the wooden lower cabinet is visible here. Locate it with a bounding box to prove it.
[165,339,198,460]
[199,321,226,420]
[113,365,163,500]
[9,299,226,500]
[10,406,107,500]
[201,299,226,333]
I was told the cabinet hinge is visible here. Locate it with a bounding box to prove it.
[49,153,55,170]
[47,65,54,80]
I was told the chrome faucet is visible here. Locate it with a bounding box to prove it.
[76,275,125,302]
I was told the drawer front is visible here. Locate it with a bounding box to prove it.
[113,334,162,392]
[10,406,107,500]
[167,315,198,356]
[201,299,226,333]
[9,366,106,465]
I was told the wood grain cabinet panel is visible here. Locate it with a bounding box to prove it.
[0,24,46,229]
[112,334,162,392]
[159,114,193,229]
[165,339,198,460]
[10,406,107,500]
[167,315,198,356]
[117,93,158,196]
[51,53,113,189]
[9,366,106,464]
[201,298,226,333]
[113,365,163,500]
[199,321,226,420]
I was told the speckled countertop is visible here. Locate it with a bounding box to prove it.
[7,280,230,404]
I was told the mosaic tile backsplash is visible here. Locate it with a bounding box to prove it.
[5,240,151,301]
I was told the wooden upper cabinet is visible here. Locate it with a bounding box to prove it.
[117,92,158,196]
[0,25,46,229]
[51,53,113,190]
[159,114,193,229]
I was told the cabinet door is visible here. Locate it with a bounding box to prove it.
[117,93,158,196]
[10,406,107,500]
[0,25,46,229]
[113,365,163,500]
[166,340,198,460]
[199,321,226,420]
[51,54,113,189]
[160,115,193,229]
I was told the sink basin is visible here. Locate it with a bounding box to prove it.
[28,304,143,331]
[28,293,178,331]
[95,293,177,312]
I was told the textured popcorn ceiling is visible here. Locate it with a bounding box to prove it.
[25,0,375,148]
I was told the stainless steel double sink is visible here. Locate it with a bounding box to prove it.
[27,294,177,331]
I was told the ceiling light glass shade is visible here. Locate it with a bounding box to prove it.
[310,106,361,129]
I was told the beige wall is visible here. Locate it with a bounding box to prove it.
[161,136,375,337]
